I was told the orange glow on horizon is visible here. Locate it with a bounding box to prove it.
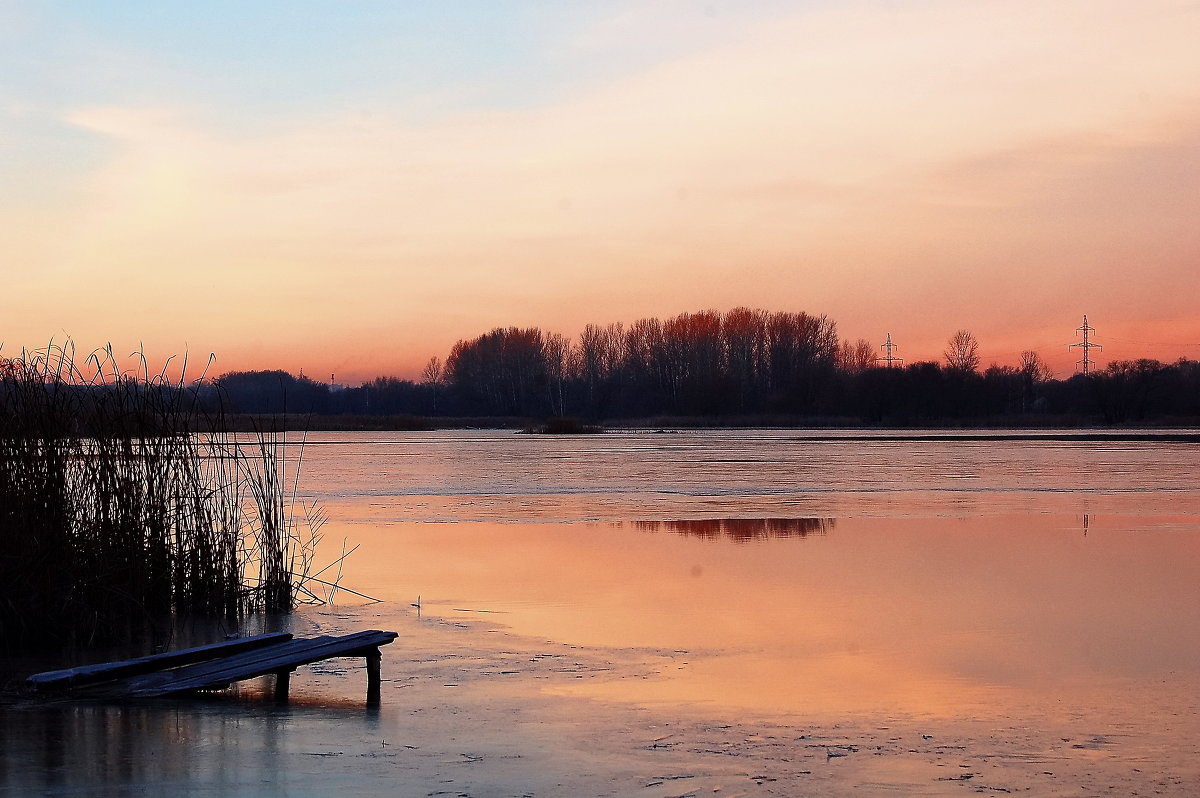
[12,305,1199,387]
[5,1,1199,383]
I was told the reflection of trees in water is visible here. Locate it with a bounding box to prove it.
[635,517,834,542]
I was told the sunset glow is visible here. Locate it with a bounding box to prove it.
[3,1,1199,381]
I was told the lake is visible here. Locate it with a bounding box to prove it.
[3,430,1198,796]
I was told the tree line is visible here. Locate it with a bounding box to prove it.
[206,308,1200,425]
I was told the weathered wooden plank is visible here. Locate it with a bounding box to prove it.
[116,629,399,698]
[27,632,295,691]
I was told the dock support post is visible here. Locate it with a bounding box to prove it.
[365,648,382,706]
[274,669,291,702]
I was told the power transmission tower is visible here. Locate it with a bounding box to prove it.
[1069,315,1103,375]
[876,333,904,368]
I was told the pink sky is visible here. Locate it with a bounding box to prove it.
[4,1,1199,382]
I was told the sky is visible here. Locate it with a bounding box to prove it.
[3,0,1199,382]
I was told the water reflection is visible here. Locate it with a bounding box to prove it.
[6,432,1199,795]
[2,702,282,793]
[633,517,834,541]
[0,697,384,795]
[293,430,1200,522]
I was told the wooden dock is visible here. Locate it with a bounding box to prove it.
[27,629,399,704]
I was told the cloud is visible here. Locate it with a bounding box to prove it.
[8,0,1200,377]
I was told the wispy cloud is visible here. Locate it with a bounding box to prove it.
[5,0,1200,377]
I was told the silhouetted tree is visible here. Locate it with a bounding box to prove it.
[1017,350,1052,412]
[420,356,444,415]
[573,323,623,417]
[983,365,1024,415]
[837,338,876,374]
[201,308,1200,426]
[1091,359,1167,423]
[906,361,951,421]
[849,365,904,423]
[363,376,432,415]
[215,370,330,414]
[444,327,550,416]
[1019,350,1052,383]
[543,332,570,417]
[944,330,980,374]
[663,310,724,414]
[420,357,443,385]
[621,317,669,415]
[1164,358,1200,417]
[723,307,770,412]
[765,311,839,413]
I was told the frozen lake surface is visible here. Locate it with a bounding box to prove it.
[4,430,1198,795]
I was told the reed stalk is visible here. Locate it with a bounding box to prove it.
[0,343,329,651]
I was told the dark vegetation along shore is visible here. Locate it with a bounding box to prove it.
[210,308,1200,428]
[4,303,1196,646]
[0,345,329,653]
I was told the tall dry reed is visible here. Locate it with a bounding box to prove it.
[0,343,327,651]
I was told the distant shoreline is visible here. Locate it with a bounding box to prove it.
[782,432,1200,442]
[209,414,1200,442]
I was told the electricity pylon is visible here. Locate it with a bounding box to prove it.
[1069,315,1102,375]
[876,333,904,368]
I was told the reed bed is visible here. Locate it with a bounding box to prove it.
[0,344,328,651]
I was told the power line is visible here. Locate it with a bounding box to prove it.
[976,341,1069,361]
[1102,335,1200,349]
[1069,315,1103,375]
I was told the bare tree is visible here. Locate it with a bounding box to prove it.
[574,322,624,412]
[1019,350,1053,383]
[624,317,666,402]
[943,330,980,374]
[837,338,876,373]
[723,307,769,409]
[443,327,547,415]
[420,356,443,385]
[542,332,570,417]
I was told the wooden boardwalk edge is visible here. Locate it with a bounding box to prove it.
[122,630,399,698]
[26,629,399,704]
[27,632,295,691]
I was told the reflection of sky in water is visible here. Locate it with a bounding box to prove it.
[335,514,1200,720]
[6,431,1199,795]
[292,431,1200,720]
[0,700,400,796]
[289,430,1200,522]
